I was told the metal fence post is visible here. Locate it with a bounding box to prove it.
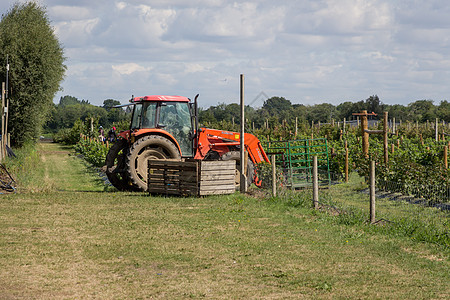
[271,155,276,197]
[370,160,376,223]
[345,147,349,183]
[240,74,247,193]
[313,156,319,209]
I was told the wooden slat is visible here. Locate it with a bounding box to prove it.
[200,169,235,176]
[200,179,235,186]
[200,184,235,190]
[200,161,236,171]
[148,159,197,167]
[200,188,235,196]
[200,175,235,182]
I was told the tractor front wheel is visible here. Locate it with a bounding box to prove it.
[126,135,181,191]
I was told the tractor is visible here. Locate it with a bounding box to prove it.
[105,95,269,191]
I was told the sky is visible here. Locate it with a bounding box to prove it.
[2,0,450,108]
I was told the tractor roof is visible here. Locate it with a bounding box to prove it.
[131,95,190,103]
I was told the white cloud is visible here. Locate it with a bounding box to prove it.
[54,18,99,46]
[49,5,93,21]
[112,63,150,75]
[3,0,450,106]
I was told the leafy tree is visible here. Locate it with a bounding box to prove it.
[408,100,436,122]
[386,104,407,121]
[263,97,291,112]
[307,103,336,123]
[436,100,450,122]
[336,101,355,120]
[102,99,121,111]
[59,95,86,107]
[0,2,65,146]
[365,95,384,115]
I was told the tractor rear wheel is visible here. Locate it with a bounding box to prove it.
[105,139,133,191]
[221,151,254,189]
[126,135,181,191]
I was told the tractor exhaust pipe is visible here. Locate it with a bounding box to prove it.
[193,94,200,153]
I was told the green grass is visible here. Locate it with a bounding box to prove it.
[324,173,450,247]
[0,143,448,299]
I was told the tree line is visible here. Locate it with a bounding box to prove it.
[36,94,450,144]
[199,95,450,129]
[45,95,129,133]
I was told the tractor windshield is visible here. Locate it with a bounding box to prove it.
[131,101,193,157]
[159,102,193,157]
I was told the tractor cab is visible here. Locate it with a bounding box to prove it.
[129,96,194,157]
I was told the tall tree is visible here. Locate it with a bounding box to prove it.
[0,2,66,146]
[365,95,384,115]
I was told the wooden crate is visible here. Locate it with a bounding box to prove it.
[147,159,236,196]
[199,160,236,196]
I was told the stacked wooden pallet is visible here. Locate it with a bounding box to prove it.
[147,159,236,196]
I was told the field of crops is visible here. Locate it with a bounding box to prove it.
[75,119,450,207]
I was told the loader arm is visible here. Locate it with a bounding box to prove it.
[194,128,270,164]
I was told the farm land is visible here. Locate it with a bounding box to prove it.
[0,126,448,298]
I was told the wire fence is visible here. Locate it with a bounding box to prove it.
[376,179,450,210]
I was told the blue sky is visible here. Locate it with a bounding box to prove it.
[2,0,450,107]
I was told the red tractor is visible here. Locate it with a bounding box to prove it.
[105,95,269,191]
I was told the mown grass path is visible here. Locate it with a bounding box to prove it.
[0,143,448,299]
[39,142,105,192]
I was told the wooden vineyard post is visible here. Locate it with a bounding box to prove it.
[0,82,4,161]
[393,117,396,135]
[445,146,448,169]
[345,147,349,183]
[436,118,439,142]
[353,110,388,162]
[361,110,369,157]
[271,155,277,197]
[240,74,247,193]
[383,112,388,164]
[313,156,319,209]
[370,160,376,224]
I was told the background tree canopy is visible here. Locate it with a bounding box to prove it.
[0,2,66,146]
[45,96,129,133]
[198,95,446,128]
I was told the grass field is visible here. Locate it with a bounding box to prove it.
[0,143,448,299]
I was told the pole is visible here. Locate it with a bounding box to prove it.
[313,156,319,209]
[383,112,388,164]
[370,160,376,223]
[445,146,448,169]
[361,110,369,157]
[393,117,396,135]
[436,118,439,142]
[240,74,247,193]
[345,147,349,183]
[0,82,4,161]
[271,155,276,197]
